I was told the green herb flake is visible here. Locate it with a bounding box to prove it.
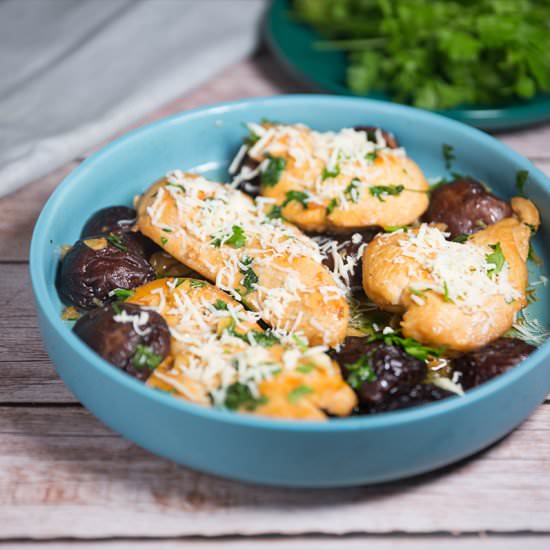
[442,144,455,170]
[516,170,529,195]
[224,382,267,411]
[261,155,286,187]
[326,197,339,215]
[175,278,185,287]
[442,280,454,303]
[322,164,341,180]
[239,256,258,295]
[282,190,310,209]
[452,233,469,243]
[111,302,122,315]
[131,344,162,371]
[368,332,445,362]
[345,355,377,390]
[162,228,173,233]
[383,225,409,233]
[213,299,229,311]
[106,233,128,251]
[369,184,404,202]
[292,334,308,352]
[189,279,206,288]
[486,242,506,277]
[111,288,135,301]
[296,363,316,374]
[252,330,280,347]
[409,287,428,298]
[344,179,360,202]
[212,225,246,248]
[365,151,378,163]
[266,205,284,220]
[288,384,314,404]
[161,236,168,246]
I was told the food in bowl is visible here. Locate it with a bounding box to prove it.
[55,122,545,420]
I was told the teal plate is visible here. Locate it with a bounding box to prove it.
[266,0,550,131]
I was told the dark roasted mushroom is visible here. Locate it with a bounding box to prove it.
[366,383,454,413]
[452,337,535,390]
[57,235,155,309]
[423,178,513,239]
[74,302,171,381]
[331,337,427,410]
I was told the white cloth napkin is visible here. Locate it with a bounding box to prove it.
[0,0,266,197]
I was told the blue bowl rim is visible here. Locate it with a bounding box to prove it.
[30,94,550,433]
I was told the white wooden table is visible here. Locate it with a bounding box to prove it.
[1,52,549,549]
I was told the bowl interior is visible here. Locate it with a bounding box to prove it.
[31,95,550,425]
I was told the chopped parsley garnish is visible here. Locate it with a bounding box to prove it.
[345,355,376,389]
[239,256,258,295]
[245,126,260,146]
[189,279,206,288]
[442,143,455,170]
[166,182,186,193]
[383,225,409,233]
[213,299,228,311]
[266,204,284,220]
[106,233,127,251]
[288,385,314,404]
[110,288,135,301]
[292,334,308,352]
[326,197,339,215]
[369,184,404,202]
[224,382,267,411]
[261,155,286,187]
[344,179,360,202]
[452,233,469,243]
[162,228,172,233]
[442,280,454,303]
[486,242,506,277]
[296,363,316,374]
[322,164,341,180]
[175,278,185,287]
[131,345,162,371]
[365,151,378,163]
[252,330,280,347]
[368,332,445,361]
[161,236,168,246]
[212,224,246,248]
[516,170,529,196]
[409,287,428,298]
[282,190,310,209]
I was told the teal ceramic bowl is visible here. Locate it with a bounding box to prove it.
[30,95,550,488]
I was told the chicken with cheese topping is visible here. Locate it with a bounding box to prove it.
[136,172,349,346]
[232,123,430,233]
[362,197,540,351]
[127,278,357,420]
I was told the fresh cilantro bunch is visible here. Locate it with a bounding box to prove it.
[293,0,550,109]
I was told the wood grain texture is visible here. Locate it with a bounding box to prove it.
[0,405,549,539]
[3,537,550,550]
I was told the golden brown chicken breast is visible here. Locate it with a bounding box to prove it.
[135,173,349,346]
[232,123,430,233]
[127,278,356,420]
[362,198,540,351]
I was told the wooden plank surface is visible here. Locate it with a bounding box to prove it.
[1,52,549,546]
[1,405,549,539]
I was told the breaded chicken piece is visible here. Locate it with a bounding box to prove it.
[362,198,539,351]
[135,172,348,346]
[127,278,357,420]
[235,123,429,233]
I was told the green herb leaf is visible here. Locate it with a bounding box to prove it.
[175,278,185,287]
[239,256,258,295]
[261,155,286,187]
[189,279,206,288]
[365,151,378,163]
[162,228,172,233]
[516,170,529,196]
[344,179,360,202]
[292,334,308,352]
[442,144,455,170]
[110,288,135,301]
[161,236,168,246]
[288,384,314,404]
[282,190,310,210]
[442,280,454,303]
[106,233,128,251]
[266,204,284,220]
[326,197,339,215]
[383,225,409,233]
[486,242,506,277]
[131,344,162,371]
[452,233,469,243]
[409,287,428,298]
[369,184,404,202]
[296,363,316,374]
[345,355,377,389]
[252,330,280,347]
[322,164,341,180]
[224,382,267,411]
[368,332,445,361]
[213,299,228,311]
[212,225,246,248]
